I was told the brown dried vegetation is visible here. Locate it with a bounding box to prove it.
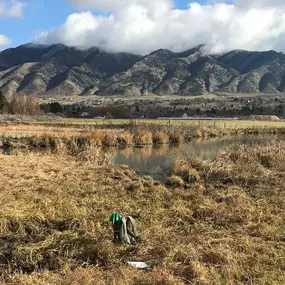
[0,141,284,284]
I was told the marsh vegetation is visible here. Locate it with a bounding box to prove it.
[0,121,284,284]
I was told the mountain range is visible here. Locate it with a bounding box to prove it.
[1,43,285,98]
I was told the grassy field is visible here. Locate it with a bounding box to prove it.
[61,118,285,129]
[0,142,284,284]
[1,118,285,151]
[3,113,279,129]
[141,119,285,129]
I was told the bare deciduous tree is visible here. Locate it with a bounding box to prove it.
[10,95,40,115]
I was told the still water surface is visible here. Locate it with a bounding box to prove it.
[2,135,282,181]
[112,136,281,181]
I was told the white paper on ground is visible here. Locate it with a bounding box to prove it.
[127,261,148,269]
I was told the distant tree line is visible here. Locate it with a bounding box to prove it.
[2,90,285,119]
[0,91,41,115]
[40,102,64,114]
[68,98,285,119]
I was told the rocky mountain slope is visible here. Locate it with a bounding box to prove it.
[1,43,285,98]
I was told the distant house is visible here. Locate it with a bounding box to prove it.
[93,116,105,119]
[182,113,188,118]
[81,112,89,117]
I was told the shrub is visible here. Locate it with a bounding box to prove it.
[101,132,117,147]
[152,132,169,144]
[117,131,133,146]
[133,130,153,145]
[169,134,183,144]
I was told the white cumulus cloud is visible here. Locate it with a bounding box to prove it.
[68,0,173,13]
[236,0,285,9]
[0,34,11,47]
[35,1,285,55]
[0,0,25,18]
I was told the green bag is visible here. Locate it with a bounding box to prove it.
[109,213,122,223]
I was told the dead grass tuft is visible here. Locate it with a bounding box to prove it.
[171,158,200,183]
[117,131,133,146]
[101,132,118,147]
[169,133,183,144]
[152,132,169,144]
[193,129,203,138]
[166,175,185,187]
[133,130,153,145]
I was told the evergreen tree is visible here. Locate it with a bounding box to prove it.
[49,102,63,113]
[0,91,8,113]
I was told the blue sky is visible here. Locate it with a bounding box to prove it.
[2,0,74,47]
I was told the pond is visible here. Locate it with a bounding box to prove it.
[112,135,282,181]
[1,135,282,182]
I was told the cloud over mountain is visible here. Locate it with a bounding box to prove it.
[34,1,285,55]
[0,34,11,47]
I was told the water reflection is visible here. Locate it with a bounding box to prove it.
[114,145,173,180]
[112,135,281,181]
[1,135,281,181]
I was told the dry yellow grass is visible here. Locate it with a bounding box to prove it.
[136,119,285,130]
[152,132,169,144]
[117,131,134,146]
[133,130,153,145]
[171,158,200,183]
[3,118,285,138]
[0,142,284,284]
[0,124,86,137]
[65,118,285,129]
[1,120,285,153]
